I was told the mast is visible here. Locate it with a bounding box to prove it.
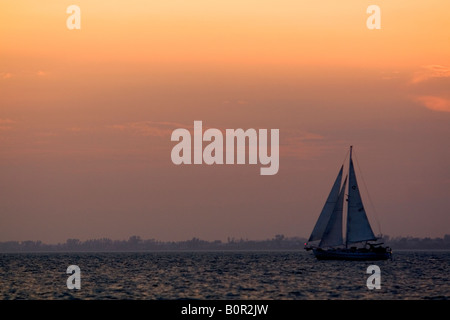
[346,146,377,246]
[349,145,353,163]
[346,146,352,248]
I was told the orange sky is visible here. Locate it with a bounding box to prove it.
[1,1,449,242]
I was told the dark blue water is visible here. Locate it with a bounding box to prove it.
[0,251,448,299]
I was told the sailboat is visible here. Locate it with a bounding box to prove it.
[304,146,392,260]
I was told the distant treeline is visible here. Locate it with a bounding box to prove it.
[0,234,449,252]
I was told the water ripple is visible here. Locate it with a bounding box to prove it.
[0,251,448,300]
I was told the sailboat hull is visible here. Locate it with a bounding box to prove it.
[313,248,391,261]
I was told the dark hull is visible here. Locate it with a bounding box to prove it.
[313,248,392,261]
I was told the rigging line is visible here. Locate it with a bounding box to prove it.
[340,148,350,190]
[341,148,350,169]
[352,149,383,237]
[316,148,349,204]
[339,149,350,242]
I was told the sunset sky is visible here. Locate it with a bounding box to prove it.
[1,1,449,243]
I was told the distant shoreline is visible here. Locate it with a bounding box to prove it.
[1,249,450,254]
[1,235,449,253]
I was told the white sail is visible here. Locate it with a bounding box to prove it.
[308,166,343,242]
[346,156,377,244]
[319,176,347,248]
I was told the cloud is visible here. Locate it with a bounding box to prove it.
[221,100,250,106]
[0,126,14,131]
[380,70,401,80]
[108,121,188,137]
[66,127,93,133]
[408,65,450,112]
[0,118,16,124]
[279,130,328,160]
[415,96,450,112]
[0,118,16,131]
[0,70,48,80]
[1,72,13,79]
[411,65,450,84]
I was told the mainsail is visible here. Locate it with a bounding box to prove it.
[319,176,347,248]
[307,166,343,242]
[346,151,377,245]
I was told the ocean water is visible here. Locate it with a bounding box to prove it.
[0,251,448,300]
